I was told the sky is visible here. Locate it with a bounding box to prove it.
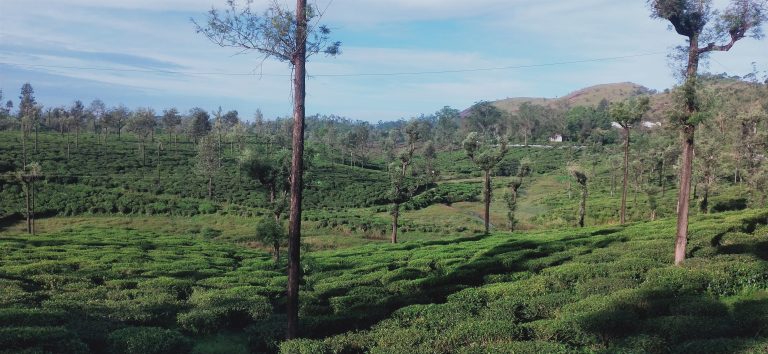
[0,0,766,122]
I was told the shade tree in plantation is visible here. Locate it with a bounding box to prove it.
[16,162,42,235]
[18,83,36,127]
[253,217,286,265]
[104,105,130,140]
[188,108,212,144]
[610,96,651,224]
[389,120,426,244]
[68,100,86,149]
[695,134,723,213]
[126,108,158,166]
[464,101,505,140]
[433,106,460,150]
[504,159,531,231]
[648,0,767,265]
[568,164,588,228]
[88,99,106,135]
[195,0,341,336]
[195,134,220,200]
[162,108,182,148]
[463,132,508,235]
[240,149,291,222]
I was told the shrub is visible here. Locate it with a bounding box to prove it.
[279,338,330,354]
[107,327,191,354]
[178,287,272,334]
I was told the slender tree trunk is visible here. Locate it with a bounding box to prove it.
[621,127,630,224]
[208,176,213,200]
[675,127,695,265]
[34,125,38,153]
[391,203,399,243]
[31,180,35,236]
[274,243,280,264]
[675,36,700,266]
[22,134,27,167]
[483,169,491,235]
[700,183,709,214]
[579,184,587,228]
[25,182,31,234]
[286,0,308,340]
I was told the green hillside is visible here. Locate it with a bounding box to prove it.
[2,208,768,353]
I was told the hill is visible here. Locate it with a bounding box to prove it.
[486,76,762,125]
[491,82,656,114]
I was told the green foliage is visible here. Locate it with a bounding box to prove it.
[107,327,191,354]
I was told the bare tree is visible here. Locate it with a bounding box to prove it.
[648,0,766,265]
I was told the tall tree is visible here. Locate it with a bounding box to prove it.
[464,101,505,140]
[610,96,651,224]
[69,100,85,149]
[241,149,291,221]
[126,108,157,165]
[189,108,212,144]
[104,105,130,140]
[389,120,424,244]
[162,108,182,149]
[17,162,42,235]
[648,0,766,265]
[463,132,508,234]
[254,217,286,265]
[434,106,460,150]
[196,134,220,199]
[504,159,531,231]
[18,83,36,126]
[568,165,589,228]
[195,0,341,337]
[88,99,106,135]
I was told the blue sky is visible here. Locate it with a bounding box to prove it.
[1,0,766,122]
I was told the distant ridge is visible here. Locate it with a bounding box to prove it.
[491,82,656,114]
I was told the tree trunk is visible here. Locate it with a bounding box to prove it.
[31,180,35,236]
[25,182,31,234]
[391,203,399,243]
[621,127,630,224]
[700,184,709,214]
[661,159,666,197]
[34,125,38,153]
[22,134,27,167]
[675,35,700,266]
[675,126,695,265]
[208,176,213,200]
[274,242,280,264]
[578,184,587,228]
[286,0,308,340]
[483,169,491,235]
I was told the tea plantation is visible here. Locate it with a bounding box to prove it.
[2,209,768,353]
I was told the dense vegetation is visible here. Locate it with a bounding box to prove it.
[2,209,768,353]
